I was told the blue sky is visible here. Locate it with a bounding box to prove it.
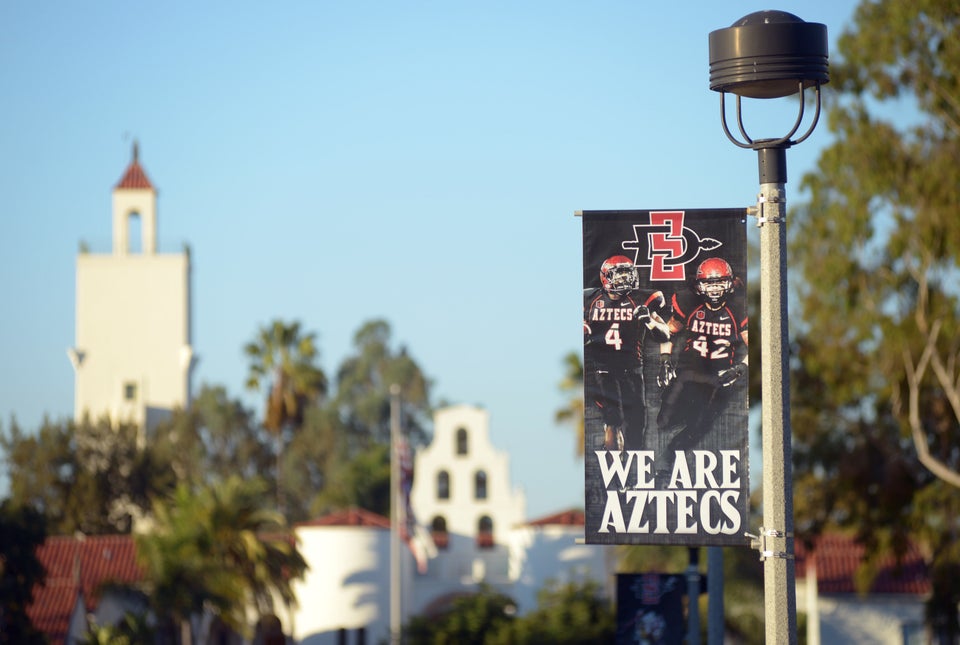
[1,1,859,518]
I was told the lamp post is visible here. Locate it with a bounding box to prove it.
[708,11,828,644]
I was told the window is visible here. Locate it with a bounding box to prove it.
[456,427,468,455]
[477,515,494,549]
[123,381,138,401]
[127,212,143,253]
[437,470,450,500]
[431,516,449,550]
[474,470,488,500]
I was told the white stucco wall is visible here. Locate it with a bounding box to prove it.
[796,582,926,645]
[508,524,613,614]
[75,253,191,428]
[292,525,397,645]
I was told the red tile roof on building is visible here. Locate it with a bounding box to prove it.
[527,508,585,527]
[28,535,143,643]
[795,533,930,595]
[115,142,153,190]
[298,507,391,529]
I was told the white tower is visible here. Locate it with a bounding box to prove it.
[69,143,195,431]
[410,404,526,614]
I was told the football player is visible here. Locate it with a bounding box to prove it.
[584,255,670,452]
[656,257,748,453]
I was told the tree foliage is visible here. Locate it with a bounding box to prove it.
[0,417,175,535]
[404,580,614,645]
[244,319,327,435]
[152,385,274,488]
[506,579,615,645]
[554,351,585,457]
[0,500,47,644]
[790,0,960,638]
[332,319,432,450]
[2,318,432,639]
[134,476,307,643]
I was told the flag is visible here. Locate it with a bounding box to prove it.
[395,429,430,573]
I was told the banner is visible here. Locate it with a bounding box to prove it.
[582,209,749,546]
[616,573,688,644]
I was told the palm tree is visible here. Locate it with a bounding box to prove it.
[135,484,241,644]
[206,476,307,618]
[135,477,308,643]
[244,320,327,513]
[555,351,585,457]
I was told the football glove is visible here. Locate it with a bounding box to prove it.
[632,305,651,324]
[717,362,746,387]
[658,353,676,388]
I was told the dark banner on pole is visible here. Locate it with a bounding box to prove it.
[616,573,687,644]
[582,209,749,546]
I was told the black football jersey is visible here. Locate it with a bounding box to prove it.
[585,289,667,372]
[669,290,747,372]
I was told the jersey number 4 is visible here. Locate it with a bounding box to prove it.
[605,323,624,350]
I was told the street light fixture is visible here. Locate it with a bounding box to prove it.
[708,10,828,644]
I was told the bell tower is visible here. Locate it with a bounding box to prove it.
[70,143,195,432]
[112,141,157,255]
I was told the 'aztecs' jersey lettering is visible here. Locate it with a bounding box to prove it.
[591,307,635,322]
[687,318,732,337]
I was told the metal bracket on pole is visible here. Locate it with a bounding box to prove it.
[748,192,786,228]
[745,527,795,562]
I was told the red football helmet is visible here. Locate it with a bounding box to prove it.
[600,255,638,295]
[695,257,734,306]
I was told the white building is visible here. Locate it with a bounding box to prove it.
[290,509,396,645]
[69,144,195,431]
[409,404,527,613]
[287,404,613,644]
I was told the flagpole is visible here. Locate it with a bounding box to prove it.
[390,384,402,645]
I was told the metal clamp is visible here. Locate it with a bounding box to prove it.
[744,527,795,561]
[749,193,786,227]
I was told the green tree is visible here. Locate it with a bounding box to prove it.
[1,418,76,530]
[790,0,960,639]
[403,580,615,645]
[310,442,391,517]
[80,613,152,645]
[245,319,328,515]
[506,579,614,645]
[135,476,307,643]
[152,385,274,487]
[404,585,517,644]
[310,320,432,518]
[281,404,341,522]
[0,417,174,535]
[332,319,432,451]
[555,351,585,457]
[0,501,47,644]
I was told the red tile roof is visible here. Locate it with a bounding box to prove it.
[795,534,930,595]
[298,507,391,529]
[26,578,79,645]
[527,508,585,527]
[116,160,153,190]
[28,535,143,643]
[115,142,153,189]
